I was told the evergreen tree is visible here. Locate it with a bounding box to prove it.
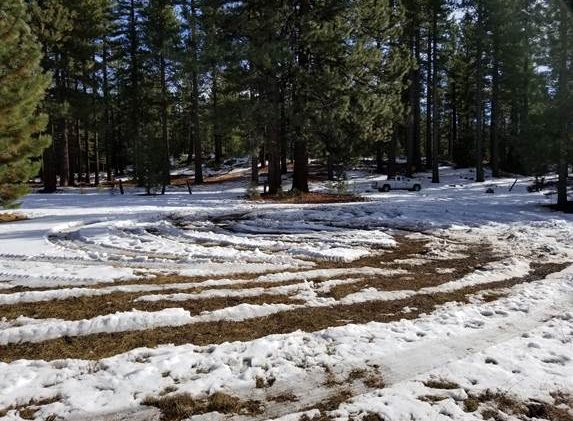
[555,0,571,208]
[142,0,181,191]
[0,0,51,208]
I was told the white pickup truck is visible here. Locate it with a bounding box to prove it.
[372,176,422,192]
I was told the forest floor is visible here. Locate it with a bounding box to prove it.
[0,166,572,421]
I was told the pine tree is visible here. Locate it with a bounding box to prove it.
[556,0,571,208]
[142,0,181,190]
[0,0,51,208]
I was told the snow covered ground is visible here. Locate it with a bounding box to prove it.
[0,167,571,420]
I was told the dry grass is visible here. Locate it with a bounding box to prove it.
[347,368,385,389]
[0,395,60,419]
[142,391,262,420]
[171,171,246,186]
[268,393,299,403]
[424,378,460,390]
[314,389,353,412]
[0,290,302,321]
[420,394,449,403]
[325,247,491,300]
[463,389,573,421]
[0,262,565,362]
[256,191,366,204]
[0,212,27,223]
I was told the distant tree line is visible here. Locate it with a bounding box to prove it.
[0,0,571,205]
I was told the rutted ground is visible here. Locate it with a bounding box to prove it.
[0,169,572,420]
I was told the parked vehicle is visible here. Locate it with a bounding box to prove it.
[372,176,422,192]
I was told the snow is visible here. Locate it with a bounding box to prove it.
[0,309,192,345]
[0,167,572,420]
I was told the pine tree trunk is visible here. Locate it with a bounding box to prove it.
[56,67,70,187]
[103,38,113,182]
[451,82,458,161]
[557,1,569,209]
[292,140,308,192]
[490,43,500,178]
[59,119,70,187]
[291,0,310,192]
[431,3,440,184]
[189,0,203,184]
[388,129,398,178]
[475,0,485,182]
[291,75,309,193]
[280,84,288,175]
[68,119,77,186]
[94,132,100,186]
[213,68,223,166]
[426,25,433,170]
[251,135,259,183]
[268,80,282,195]
[160,52,171,185]
[128,0,142,184]
[74,118,81,184]
[406,25,417,176]
[406,6,421,176]
[42,121,57,192]
[413,26,422,170]
[327,153,334,181]
[376,141,384,174]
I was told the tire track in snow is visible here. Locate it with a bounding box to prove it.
[259,269,573,419]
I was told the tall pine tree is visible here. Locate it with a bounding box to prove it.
[0,0,51,208]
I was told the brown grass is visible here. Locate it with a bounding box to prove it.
[268,393,299,403]
[0,272,308,294]
[171,171,246,186]
[256,191,366,204]
[325,247,491,300]
[142,391,262,420]
[0,289,303,321]
[313,389,353,412]
[0,395,60,419]
[0,213,27,223]
[0,262,564,362]
[463,390,573,420]
[424,378,460,390]
[420,395,449,403]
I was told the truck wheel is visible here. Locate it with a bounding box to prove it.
[413,184,421,192]
[380,184,391,192]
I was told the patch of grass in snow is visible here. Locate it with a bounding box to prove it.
[0,212,27,223]
[362,373,386,389]
[346,367,385,390]
[464,389,573,421]
[423,378,460,390]
[0,290,303,322]
[268,392,299,403]
[360,414,385,421]
[324,244,493,301]
[314,388,353,412]
[142,391,263,420]
[478,290,510,303]
[255,375,276,388]
[0,395,61,420]
[254,191,366,204]
[420,394,449,403]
